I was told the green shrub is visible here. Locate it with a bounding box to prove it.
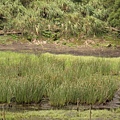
[0,0,119,39]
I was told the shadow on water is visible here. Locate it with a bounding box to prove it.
[0,102,119,113]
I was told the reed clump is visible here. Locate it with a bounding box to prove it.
[0,52,120,106]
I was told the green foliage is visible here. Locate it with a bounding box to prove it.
[1,109,120,120]
[0,52,120,106]
[20,0,33,7]
[108,0,120,28]
[108,9,120,28]
[0,0,119,40]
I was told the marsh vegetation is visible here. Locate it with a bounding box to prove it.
[0,0,120,119]
[0,52,120,107]
[1,109,120,120]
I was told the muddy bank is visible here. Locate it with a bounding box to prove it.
[0,42,120,57]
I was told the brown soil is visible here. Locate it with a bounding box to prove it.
[0,42,120,57]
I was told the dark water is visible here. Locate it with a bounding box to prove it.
[0,104,42,112]
[0,103,118,113]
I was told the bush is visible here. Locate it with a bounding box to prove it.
[0,0,119,39]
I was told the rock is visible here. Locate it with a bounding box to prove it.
[106,44,112,47]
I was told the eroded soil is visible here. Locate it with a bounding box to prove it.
[0,42,120,57]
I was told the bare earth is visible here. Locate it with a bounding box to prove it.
[0,42,120,57]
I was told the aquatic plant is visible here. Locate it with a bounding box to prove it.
[0,52,119,106]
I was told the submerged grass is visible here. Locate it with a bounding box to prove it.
[0,51,120,106]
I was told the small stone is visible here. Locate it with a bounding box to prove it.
[106,44,112,47]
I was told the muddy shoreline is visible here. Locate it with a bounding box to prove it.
[0,102,119,112]
[0,43,120,57]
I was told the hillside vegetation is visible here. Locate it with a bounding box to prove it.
[0,0,120,41]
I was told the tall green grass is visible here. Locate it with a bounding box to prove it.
[0,51,120,106]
